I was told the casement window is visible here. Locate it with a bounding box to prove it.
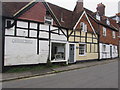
[112,31,116,38]
[45,11,53,25]
[44,16,53,25]
[79,44,86,56]
[102,45,106,52]
[106,19,110,25]
[113,46,116,54]
[80,22,87,32]
[103,27,106,36]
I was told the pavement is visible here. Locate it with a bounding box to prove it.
[0,58,118,82]
[3,60,118,88]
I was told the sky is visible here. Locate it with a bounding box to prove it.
[46,0,120,17]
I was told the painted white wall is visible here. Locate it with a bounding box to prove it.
[39,31,49,38]
[112,45,118,58]
[5,27,15,36]
[99,43,118,59]
[30,22,37,29]
[17,28,28,37]
[39,40,49,63]
[51,30,67,42]
[5,20,68,66]
[17,21,28,28]
[40,24,49,31]
[5,37,38,66]
[51,33,67,41]
[30,30,37,37]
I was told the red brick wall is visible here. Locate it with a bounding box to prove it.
[100,25,119,45]
[18,2,57,25]
[75,14,93,33]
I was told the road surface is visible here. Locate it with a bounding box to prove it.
[2,61,118,88]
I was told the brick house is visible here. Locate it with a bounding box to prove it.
[87,3,119,59]
[111,13,120,57]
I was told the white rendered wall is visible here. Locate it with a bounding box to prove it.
[99,43,118,59]
[112,45,118,58]
[5,20,68,66]
[5,37,38,66]
[51,26,67,42]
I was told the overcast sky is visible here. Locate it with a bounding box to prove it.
[46,0,119,17]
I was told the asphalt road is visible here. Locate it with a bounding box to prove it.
[2,61,118,88]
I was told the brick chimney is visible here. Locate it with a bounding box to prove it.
[74,0,83,13]
[96,3,105,16]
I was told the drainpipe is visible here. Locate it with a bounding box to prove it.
[98,23,100,61]
[48,25,51,61]
[117,24,120,58]
[0,2,5,73]
[1,17,5,73]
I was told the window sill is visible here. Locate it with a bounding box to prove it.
[79,54,86,56]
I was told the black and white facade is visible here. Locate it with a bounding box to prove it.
[4,18,69,66]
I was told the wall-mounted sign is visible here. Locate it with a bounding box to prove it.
[12,39,33,44]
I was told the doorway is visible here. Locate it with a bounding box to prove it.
[69,44,75,63]
[110,46,112,58]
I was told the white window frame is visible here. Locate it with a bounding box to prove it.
[103,27,107,36]
[96,13,100,21]
[44,16,53,25]
[116,16,119,23]
[113,46,116,54]
[106,19,110,25]
[102,44,106,52]
[112,31,116,38]
[79,44,86,56]
[80,22,87,32]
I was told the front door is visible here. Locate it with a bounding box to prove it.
[110,46,112,58]
[69,44,75,63]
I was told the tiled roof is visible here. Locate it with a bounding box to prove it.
[47,2,73,29]
[2,1,119,31]
[84,8,119,31]
[116,13,120,16]
[2,2,29,17]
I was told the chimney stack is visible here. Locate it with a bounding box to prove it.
[96,3,105,16]
[74,0,83,13]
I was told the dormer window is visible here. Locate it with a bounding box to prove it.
[106,18,110,25]
[45,11,53,25]
[80,22,87,32]
[96,13,100,21]
[116,16,119,23]
[44,16,53,25]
